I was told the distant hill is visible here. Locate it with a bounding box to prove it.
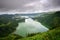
[34,11,60,29]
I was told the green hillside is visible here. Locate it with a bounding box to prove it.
[0,14,24,40]
[34,11,60,29]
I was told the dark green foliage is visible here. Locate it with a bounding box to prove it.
[0,14,18,37]
[0,34,23,40]
[0,22,18,37]
[0,14,25,39]
[27,33,40,37]
[34,11,60,29]
[13,34,23,40]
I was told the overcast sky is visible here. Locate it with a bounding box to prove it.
[0,0,60,14]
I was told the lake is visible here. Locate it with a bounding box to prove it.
[15,17,49,37]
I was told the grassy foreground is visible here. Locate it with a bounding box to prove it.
[19,27,60,40]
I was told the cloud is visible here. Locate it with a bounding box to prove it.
[0,0,60,13]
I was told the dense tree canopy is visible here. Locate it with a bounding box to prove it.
[0,14,25,37]
[34,11,60,29]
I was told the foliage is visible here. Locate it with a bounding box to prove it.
[0,34,23,40]
[34,11,60,29]
[0,14,24,37]
[27,33,40,37]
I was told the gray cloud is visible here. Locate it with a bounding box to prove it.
[0,0,60,13]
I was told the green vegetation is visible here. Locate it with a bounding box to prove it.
[0,11,60,40]
[0,14,18,37]
[0,14,25,39]
[34,11,60,29]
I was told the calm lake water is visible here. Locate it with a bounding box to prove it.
[15,18,49,37]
